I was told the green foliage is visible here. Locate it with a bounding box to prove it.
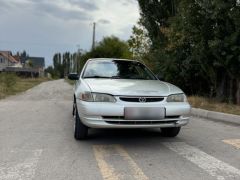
[0,73,17,96]
[137,0,240,104]
[91,36,132,59]
[128,19,151,61]
[49,36,132,79]
[138,0,176,48]
[78,36,132,72]
[45,66,56,78]
[26,60,33,68]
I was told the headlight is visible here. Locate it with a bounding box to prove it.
[167,93,186,102]
[80,92,116,102]
[80,91,93,101]
[92,93,116,102]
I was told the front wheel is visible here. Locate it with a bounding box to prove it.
[160,127,181,137]
[72,103,76,116]
[74,110,88,140]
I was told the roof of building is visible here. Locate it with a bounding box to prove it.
[13,55,21,62]
[27,57,45,68]
[0,51,18,63]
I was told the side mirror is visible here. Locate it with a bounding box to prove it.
[156,73,164,81]
[68,73,79,80]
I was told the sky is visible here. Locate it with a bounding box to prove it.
[0,0,140,66]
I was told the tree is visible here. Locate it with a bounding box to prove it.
[45,66,55,78]
[138,0,176,48]
[91,36,132,59]
[52,53,64,78]
[128,18,151,61]
[50,36,132,78]
[77,36,132,71]
[136,0,240,104]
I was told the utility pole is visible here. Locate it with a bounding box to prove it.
[8,51,9,67]
[92,22,96,50]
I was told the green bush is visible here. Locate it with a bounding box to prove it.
[0,72,17,90]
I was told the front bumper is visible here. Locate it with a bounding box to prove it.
[76,99,191,128]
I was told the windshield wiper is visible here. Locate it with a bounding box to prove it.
[110,76,121,79]
[127,77,148,80]
[83,76,111,79]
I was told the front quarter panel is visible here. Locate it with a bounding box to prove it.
[162,81,184,95]
[74,79,92,99]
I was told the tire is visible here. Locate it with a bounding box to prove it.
[72,103,76,116]
[74,109,88,140]
[161,127,181,137]
[72,97,76,116]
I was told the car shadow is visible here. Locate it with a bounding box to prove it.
[80,128,183,145]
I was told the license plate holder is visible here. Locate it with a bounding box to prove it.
[124,107,165,120]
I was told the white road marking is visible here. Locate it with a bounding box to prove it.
[0,149,42,180]
[93,145,148,180]
[163,142,240,180]
[223,139,240,149]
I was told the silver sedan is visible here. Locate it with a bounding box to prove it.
[68,58,191,140]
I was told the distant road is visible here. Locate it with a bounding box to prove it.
[0,79,240,180]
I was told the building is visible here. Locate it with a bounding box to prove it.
[26,57,45,77]
[0,51,45,77]
[0,51,22,71]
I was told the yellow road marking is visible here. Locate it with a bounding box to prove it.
[223,139,240,149]
[93,145,121,180]
[114,145,148,180]
[93,145,148,180]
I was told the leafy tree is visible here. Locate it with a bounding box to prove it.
[50,36,132,78]
[91,36,132,59]
[136,0,240,104]
[45,66,55,78]
[26,60,33,68]
[128,18,151,62]
[78,36,132,71]
[138,0,177,48]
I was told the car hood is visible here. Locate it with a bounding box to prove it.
[83,79,183,96]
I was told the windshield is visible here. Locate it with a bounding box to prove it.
[82,60,157,80]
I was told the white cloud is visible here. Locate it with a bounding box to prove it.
[0,0,140,66]
[92,0,140,36]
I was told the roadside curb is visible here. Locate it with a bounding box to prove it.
[191,108,240,125]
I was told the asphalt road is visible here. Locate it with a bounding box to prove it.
[0,79,240,180]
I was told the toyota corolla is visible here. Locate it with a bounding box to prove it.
[68,58,191,140]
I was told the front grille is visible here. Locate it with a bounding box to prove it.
[102,116,180,120]
[105,120,177,125]
[119,97,164,103]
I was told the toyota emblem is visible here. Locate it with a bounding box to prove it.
[139,97,146,103]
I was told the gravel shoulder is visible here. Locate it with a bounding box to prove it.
[1,79,73,102]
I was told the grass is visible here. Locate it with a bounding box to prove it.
[0,77,50,99]
[65,78,75,85]
[188,96,240,116]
